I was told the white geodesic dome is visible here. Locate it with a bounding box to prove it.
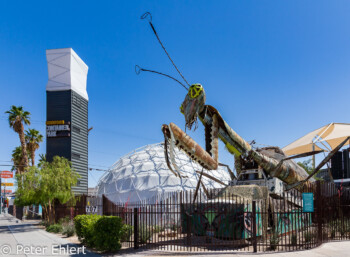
[96,143,232,204]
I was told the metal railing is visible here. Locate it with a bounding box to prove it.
[44,181,350,252]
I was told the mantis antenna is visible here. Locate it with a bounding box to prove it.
[135,65,188,90]
[140,12,191,88]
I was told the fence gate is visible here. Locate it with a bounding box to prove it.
[109,190,262,252]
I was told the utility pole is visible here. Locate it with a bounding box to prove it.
[3,183,6,214]
[0,177,2,214]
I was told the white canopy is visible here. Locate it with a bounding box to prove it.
[283,123,350,156]
[46,48,89,100]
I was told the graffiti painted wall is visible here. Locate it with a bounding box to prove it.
[243,203,263,238]
[276,210,312,234]
[181,202,262,240]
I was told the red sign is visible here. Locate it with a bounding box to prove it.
[0,171,13,179]
[2,190,12,194]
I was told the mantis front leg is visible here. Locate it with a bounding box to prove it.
[205,113,219,164]
[162,114,219,171]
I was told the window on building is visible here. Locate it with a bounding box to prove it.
[72,152,81,160]
[72,125,81,134]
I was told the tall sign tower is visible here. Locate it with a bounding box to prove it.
[46,48,89,194]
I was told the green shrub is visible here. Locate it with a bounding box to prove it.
[153,225,163,233]
[93,216,124,252]
[331,229,336,239]
[304,232,314,243]
[74,215,128,252]
[59,216,71,225]
[62,223,75,237]
[322,231,328,241]
[170,223,178,232]
[335,219,342,230]
[73,215,85,239]
[270,233,279,251]
[291,234,297,246]
[46,224,63,233]
[74,214,101,247]
[121,224,133,242]
[39,220,50,228]
[338,222,350,237]
[139,225,153,244]
[60,216,75,237]
[340,227,347,237]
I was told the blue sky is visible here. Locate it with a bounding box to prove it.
[1,1,350,187]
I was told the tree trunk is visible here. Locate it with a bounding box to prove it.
[42,205,47,222]
[48,200,52,224]
[31,150,35,166]
[17,123,29,172]
[52,203,56,224]
[44,205,49,223]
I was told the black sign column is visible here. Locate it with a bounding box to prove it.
[46,48,89,194]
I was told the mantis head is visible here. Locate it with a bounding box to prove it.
[180,83,206,130]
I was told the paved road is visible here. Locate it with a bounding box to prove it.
[0,213,99,256]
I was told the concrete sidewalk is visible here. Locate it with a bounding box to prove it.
[0,213,100,256]
[113,240,350,257]
[1,213,349,257]
[114,241,350,257]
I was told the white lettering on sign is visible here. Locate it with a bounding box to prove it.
[47,131,57,137]
[46,125,70,131]
[86,206,98,213]
[46,124,71,138]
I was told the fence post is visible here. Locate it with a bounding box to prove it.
[252,201,257,252]
[186,212,191,246]
[316,180,323,244]
[134,207,139,249]
[102,195,106,215]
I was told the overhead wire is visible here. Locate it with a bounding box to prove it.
[89,168,108,172]
[88,169,100,184]
[0,163,110,171]
[2,117,159,143]
[88,163,110,168]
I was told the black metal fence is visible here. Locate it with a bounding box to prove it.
[102,181,350,252]
[42,195,102,222]
[45,181,350,252]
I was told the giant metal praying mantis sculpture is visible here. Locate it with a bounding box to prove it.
[137,12,349,191]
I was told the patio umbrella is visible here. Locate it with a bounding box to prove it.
[282,123,350,156]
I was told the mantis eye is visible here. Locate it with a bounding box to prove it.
[189,83,203,99]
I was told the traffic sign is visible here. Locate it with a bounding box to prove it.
[0,171,13,179]
[1,183,14,187]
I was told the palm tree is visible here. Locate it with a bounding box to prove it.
[11,146,31,174]
[5,106,31,171]
[25,129,43,166]
[38,154,47,168]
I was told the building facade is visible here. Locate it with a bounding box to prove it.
[46,48,89,194]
